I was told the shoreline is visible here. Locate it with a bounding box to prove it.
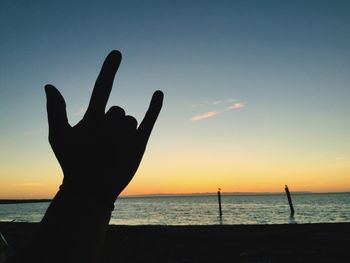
[0,200,51,204]
[1,222,350,262]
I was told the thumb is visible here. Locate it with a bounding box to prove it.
[45,84,69,135]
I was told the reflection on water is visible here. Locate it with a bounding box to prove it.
[0,202,49,222]
[0,193,350,225]
[289,215,297,224]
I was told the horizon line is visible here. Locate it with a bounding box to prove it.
[1,191,349,202]
[121,191,350,198]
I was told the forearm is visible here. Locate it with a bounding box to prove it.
[6,50,163,263]
[8,188,112,263]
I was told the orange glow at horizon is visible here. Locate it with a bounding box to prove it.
[1,152,349,198]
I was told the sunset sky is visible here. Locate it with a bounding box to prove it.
[0,0,349,198]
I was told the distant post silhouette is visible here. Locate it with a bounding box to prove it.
[285,185,295,216]
[217,188,223,218]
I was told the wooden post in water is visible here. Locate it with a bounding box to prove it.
[285,185,295,216]
[217,188,223,218]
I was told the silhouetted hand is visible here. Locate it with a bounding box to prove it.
[45,50,163,209]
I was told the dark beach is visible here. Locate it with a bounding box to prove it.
[1,222,350,262]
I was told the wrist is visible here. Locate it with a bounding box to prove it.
[58,182,116,212]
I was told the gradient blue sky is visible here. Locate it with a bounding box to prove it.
[1,0,349,197]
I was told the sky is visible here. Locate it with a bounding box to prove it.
[0,0,349,198]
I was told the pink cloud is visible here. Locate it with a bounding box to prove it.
[226,102,244,111]
[191,111,219,121]
[190,99,245,121]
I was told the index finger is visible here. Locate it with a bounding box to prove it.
[84,50,122,119]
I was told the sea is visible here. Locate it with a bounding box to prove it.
[0,193,349,225]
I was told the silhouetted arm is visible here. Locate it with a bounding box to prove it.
[8,51,163,263]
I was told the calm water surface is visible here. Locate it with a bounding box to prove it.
[1,193,349,225]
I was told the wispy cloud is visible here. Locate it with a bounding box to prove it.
[190,99,223,108]
[225,102,244,111]
[190,99,245,121]
[191,111,219,121]
[190,100,209,108]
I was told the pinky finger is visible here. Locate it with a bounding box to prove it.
[137,90,164,148]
